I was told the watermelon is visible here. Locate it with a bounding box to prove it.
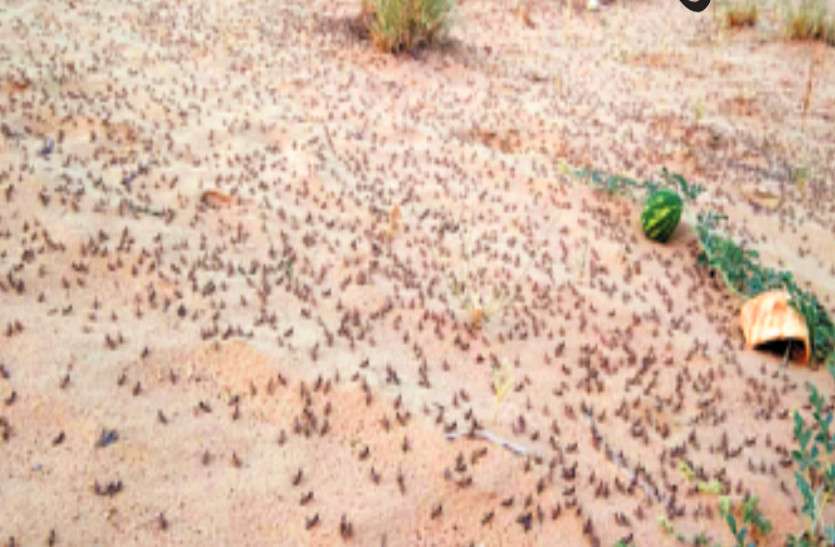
[641,188,683,242]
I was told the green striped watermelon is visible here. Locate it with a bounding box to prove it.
[641,189,683,243]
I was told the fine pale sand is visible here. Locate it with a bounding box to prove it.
[1,0,834,545]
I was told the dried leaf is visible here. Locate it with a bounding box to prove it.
[742,185,780,210]
[201,190,233,208]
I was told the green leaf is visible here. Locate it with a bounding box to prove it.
[794,411,811,450]
[741,496,772,535]
[660,167,704,201]
[825,463,835,492]
[719,496,732,517]
[724,511,738,535]
[692,532,710,546]
[795,471,817,522]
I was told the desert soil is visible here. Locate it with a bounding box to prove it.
[1,0,834,545]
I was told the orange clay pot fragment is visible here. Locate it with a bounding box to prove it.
[739,289,811,364]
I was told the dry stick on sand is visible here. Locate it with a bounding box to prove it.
[578,404,668,506]
[446,417,667,506]
[445,429,544,459]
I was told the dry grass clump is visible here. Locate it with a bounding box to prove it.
[360,0,454,53]
[783,0,835,44]
[723,0,759,28]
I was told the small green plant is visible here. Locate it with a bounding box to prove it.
[782,0,835,45]
[695,212,835,366]
[651,514,722,546]
[679,460,726,495]
[698,479,725,495]
[787,365,835,544]
[361,0,454,53]
[719,495,773,546]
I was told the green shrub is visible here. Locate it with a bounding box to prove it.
[783,0,835,45]
[361,0,454,53]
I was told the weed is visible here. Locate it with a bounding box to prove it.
[719,495,773,546]
[723,0,759,28]
[490,360,514,423]
[782,0,835,45]
[787,366,835,544]
[360,0,454,53]
[679,459,725,494]
[697,479,724,495]
[451,279,509,330]
[438,218,510,331]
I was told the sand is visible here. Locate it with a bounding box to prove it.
[1,0,834,545]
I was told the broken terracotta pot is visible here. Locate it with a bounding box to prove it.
[739,289,811,364]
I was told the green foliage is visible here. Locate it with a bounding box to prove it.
[361,0,454,53]
[741,496,772,536]
[572,166,704,202]
[695,212,835,365]
[658,168,705,201]
[577,167,834,547]
[786,366,835,544]
[694,212,788,297]
[793,410,821,472]
[719,495,772,547]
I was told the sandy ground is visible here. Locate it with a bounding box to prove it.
[1,0,835,545]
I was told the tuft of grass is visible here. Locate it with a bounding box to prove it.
[723,0,759,28]
[360,0,454,53]
[783,0,835,45]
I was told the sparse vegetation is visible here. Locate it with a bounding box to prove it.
[723,0,759,28]
[570,166,834,366]
[783,0,835,45]
[360,0,454,53]
[719,495,773,546]
[615,366,835,547]
[695,212,835,366]
[572,166,704,202]
[786,369,835,545]
[597,173,834,546]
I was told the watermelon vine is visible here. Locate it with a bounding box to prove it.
[695,212,835,367]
